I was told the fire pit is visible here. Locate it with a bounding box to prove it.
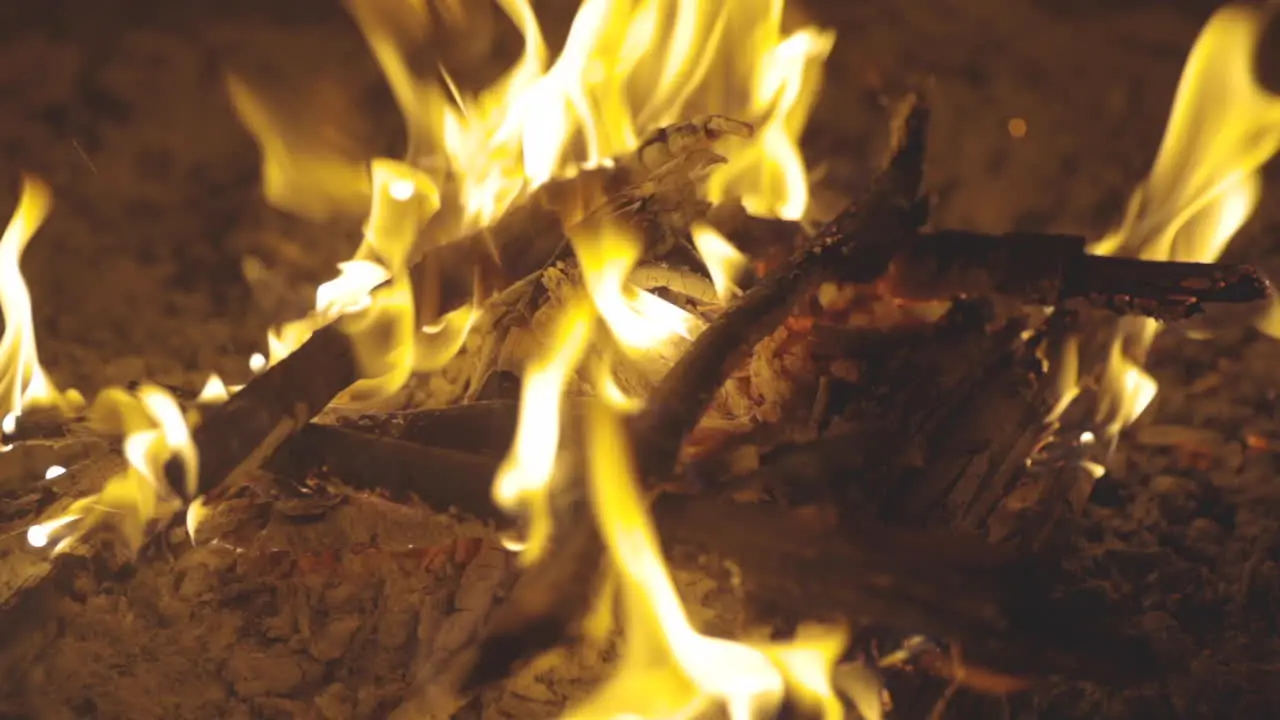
[1,1,1278,718]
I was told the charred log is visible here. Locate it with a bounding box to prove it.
[630,95,931,481]
[881,230,1271,319]
[192,323,359,498]
[267,423,504,523]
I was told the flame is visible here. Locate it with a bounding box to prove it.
[197,373,230,404]
[0,176,83,437]
[495,217,705,562]
[261,158,477,405]
[1087,3,1280,435]
[571,217,705,355]
[226,0,832,408]
[491,294,595,561]
[224,74,372,222]
[690,221,748,302]
[565,397,846,719]
[225,2,846,708]
[344,0,833,231]
[27,384,197,554]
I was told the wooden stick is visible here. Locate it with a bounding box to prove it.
[267,423,504,522]
[191,323,359,498]
[882,230,1271,319]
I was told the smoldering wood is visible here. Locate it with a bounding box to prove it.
[652,496,1155,684]
[337,400,526,458]
[881,230,1272,319]
[873,311,1069,527]
[629,95,931,481]
[266,422,504,523]
[722,300,1025,507]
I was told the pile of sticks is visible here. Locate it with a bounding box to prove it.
[2,94,1271,714]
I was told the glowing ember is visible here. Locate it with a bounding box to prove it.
[0,176,84,435]
[27,384,197,554]
[1085,3,1280,436]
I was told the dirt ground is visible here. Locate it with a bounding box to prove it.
[0,0,1277,718]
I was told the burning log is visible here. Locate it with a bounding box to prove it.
[267,423,504,523]
[336,399,529,458]
[629,95,931,479]
[192,324,359,498]
[412,116,755,321]
[881,230,1272,319]
[396,95,942,706]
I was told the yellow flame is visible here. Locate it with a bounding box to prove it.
[571,217,705,355]
[224,74,373,222]
[346,0,833,232]
[0,176,83,433]
[28,384,197,554]
[1087,3,1280,434]
[197,373,230,404]
[690,221,748,302]
[261,159,470,405]
[229,0,831,415]
[491,294,595,562]
[565,397,846,719]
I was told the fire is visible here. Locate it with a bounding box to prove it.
[343,0,832,230]
[0,176,84,439]
[196,373,231,404]
[26,384,197,554]
[691,221,749,302]
[262,158,480,405]
[226,0,830,403]
[565,397,846,719]
[1086,3,1280,436]
[491,294,595,561]
[570,217,706,354]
